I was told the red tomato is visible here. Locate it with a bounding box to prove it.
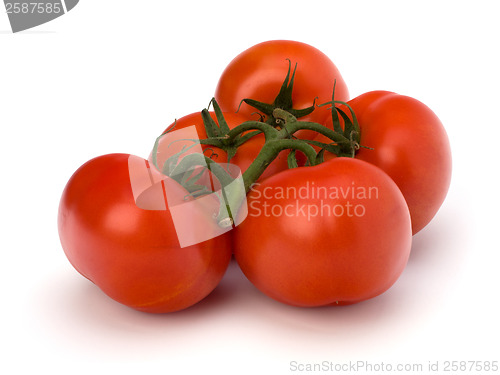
[317,91,452,234]
[58,153,232,313]
[214,40,349,138]
[234,158,412,307]
[156,111,290,181]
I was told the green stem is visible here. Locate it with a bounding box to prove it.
[169,153,244,228]
[225,120,279,142]
[170,153,233,186]
[283,121,350,144]
[272,107,350,145]
[241,138,317,192]
[272,107,358,156]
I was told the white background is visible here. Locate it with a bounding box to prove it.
[1,1,499,374]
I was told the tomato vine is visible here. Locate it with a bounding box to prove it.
[150,65,367,228]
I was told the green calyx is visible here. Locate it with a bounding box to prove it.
[314,80,364,158]
[239,59,316,127]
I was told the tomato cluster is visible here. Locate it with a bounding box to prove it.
[58,40,451,313]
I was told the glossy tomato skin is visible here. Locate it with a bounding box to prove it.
[58,153,231,313]
[157,111,290,181]
[319,91,452,234]
[234,158,412,307]
[214,40,349,131]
